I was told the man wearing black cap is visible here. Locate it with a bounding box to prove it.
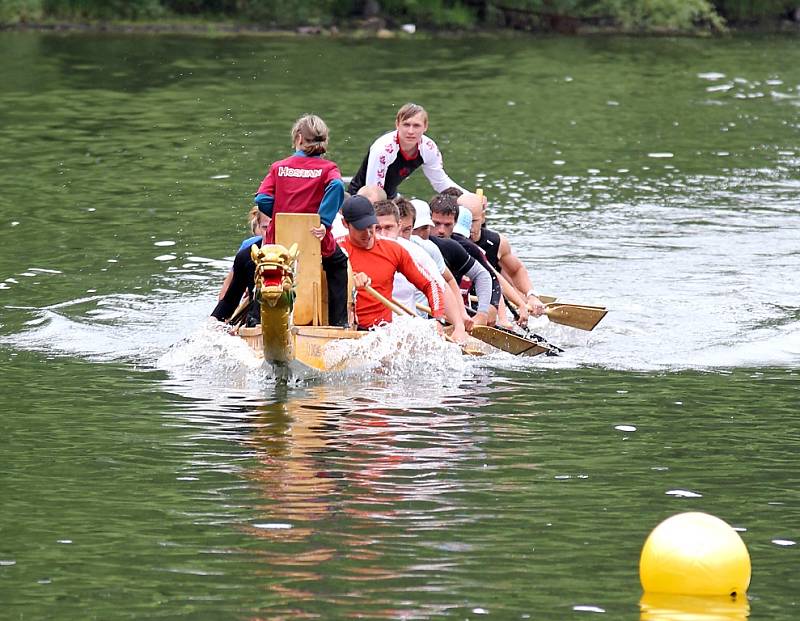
[337,195,445,330]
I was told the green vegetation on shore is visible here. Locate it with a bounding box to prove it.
[1,0,798,34]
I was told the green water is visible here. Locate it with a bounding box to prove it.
[1,32,799,619]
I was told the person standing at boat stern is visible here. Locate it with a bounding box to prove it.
[347,103,466,199]
[254,114,348,326]
[337,196,445,330]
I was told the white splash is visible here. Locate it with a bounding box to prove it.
[666,489,702,498]
[322,315,466,377]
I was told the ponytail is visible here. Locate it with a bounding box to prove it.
[291,114,329,156]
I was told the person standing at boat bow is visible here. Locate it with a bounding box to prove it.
[347,103,466,199]
[254,114,348,326]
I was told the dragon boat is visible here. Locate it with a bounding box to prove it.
[231,212,603,371]
[233,212,501,372]
[235,213,368,373]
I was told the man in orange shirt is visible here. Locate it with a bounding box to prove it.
[336,196,445,329]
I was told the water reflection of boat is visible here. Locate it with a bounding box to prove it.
[241,383,492,617]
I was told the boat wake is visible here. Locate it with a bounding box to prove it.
[5,285,797,395]
[157,314,478,390]
[1,291,498,394]
[1,292,209,364]
[684,323,800,369]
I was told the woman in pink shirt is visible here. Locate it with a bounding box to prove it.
[254,115,348,326]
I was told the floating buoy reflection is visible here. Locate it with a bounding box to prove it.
[640,592,749,620]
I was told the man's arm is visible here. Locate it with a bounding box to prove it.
[318,178,345,227]
[494,267,530,326]
[441,266,472,333]
[464,262,491,327]
[364,132,395,189]
[420,137,466,194]
[218,269,234,301]
[437,267,468,341]
[475,251,502,310]
[497,234,545,316]
[396,246,445,319]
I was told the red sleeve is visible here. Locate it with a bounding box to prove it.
[256,163,277,196]
[395,245,445,319]
[325,161,342,185]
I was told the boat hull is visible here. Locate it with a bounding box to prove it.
[238,324,366,372]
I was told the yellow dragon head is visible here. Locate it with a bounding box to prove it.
[250,243,299,307]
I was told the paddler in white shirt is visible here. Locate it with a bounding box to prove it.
[347,103,466,199]
[395,197,470,344]
[373,199,469,345]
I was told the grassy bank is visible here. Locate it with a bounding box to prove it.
[1,0,799,35]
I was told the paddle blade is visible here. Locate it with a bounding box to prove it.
[470,326,550,357]
[545,304,608,331]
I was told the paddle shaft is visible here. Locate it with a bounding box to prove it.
[227,297,252,331]
[364,285,413,316]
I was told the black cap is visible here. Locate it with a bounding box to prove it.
[342,195,378,230]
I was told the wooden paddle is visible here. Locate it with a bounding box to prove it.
[469,325,554,357]
[227,297,252,332]
[418,302,561,356]
[364,285,414,317]
[468,291,607,331]
[542,302,607,331]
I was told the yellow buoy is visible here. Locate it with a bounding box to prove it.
[640,512,751,597]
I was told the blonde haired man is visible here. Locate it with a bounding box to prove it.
[348,103,465,199]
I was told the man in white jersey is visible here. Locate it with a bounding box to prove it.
[401,197,471,341]
[373,199,468,344]
[347,103,466,199]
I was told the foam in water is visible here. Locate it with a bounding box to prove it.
[686,324,800,369]
[156,319,268,386]
[6,270,799,381]
[322,315,467,377]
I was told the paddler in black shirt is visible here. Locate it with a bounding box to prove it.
[412,199,492,328]
[458,191,546,318]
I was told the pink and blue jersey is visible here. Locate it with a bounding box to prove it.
[255,151,344,257]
